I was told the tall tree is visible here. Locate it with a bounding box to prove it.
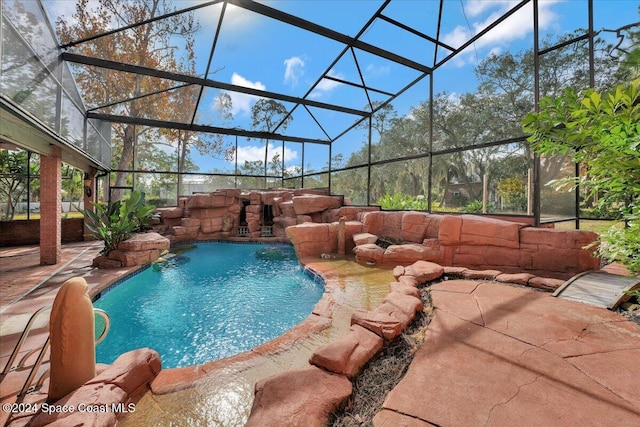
[250,99,292,187]
[169,92,234,195]
[334,26,631,211]
[612,7,640,83]
[56,0,231,198]
[237,160,265,189]
[0,150,30,220]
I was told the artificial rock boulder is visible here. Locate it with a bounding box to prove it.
[93,232,170,268]
[32,349,161,427]
[309,325,383,378]
[348,212,600,280]
[246,367,352,427]
[292,195,342,215]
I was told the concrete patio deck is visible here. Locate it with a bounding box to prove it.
[0,241,139,427]
[1,242,639,426]
[375,279,640,426]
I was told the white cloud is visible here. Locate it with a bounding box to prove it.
[487,46,503,57]
[537,1,561,30]
[284,56,305,87]
[228,72,266,115]
[464,0,509,18]
[316,77,342,92]
[442,25,472,49]
[441,1,561,65]
[365,63,391,78]
[232,73,265,91]
[235,142,298,164]
[471,1,559,47]
[309,69,344,99]
[190,1,256,32]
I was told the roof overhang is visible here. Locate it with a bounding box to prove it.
[0,96,108,172]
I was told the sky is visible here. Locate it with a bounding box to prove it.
[41,0,640,175]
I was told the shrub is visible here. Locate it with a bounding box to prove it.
[378,193,428,210]
[498,177,527,211]
[464,199,494,213]
[523,80,640,273]
[81,190,156,254]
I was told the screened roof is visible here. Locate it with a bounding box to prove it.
[3,0,636,182]
[48,0,540,145]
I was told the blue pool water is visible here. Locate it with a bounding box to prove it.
[93,242,323,368]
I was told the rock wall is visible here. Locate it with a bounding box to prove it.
[155,191,600,280]
[93,232,170,269]
[154,188,378,243]
[349,212,600,280]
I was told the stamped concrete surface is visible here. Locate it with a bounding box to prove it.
[375,280,640,427]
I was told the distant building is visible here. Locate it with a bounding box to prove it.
[444,181,483,207]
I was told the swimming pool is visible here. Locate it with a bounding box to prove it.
[93,242,324,368]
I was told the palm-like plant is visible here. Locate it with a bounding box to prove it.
[82,191,156,254]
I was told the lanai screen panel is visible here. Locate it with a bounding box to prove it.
[7,0,634,224]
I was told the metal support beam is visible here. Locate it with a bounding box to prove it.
[61,52,369,118]
[228,0,433,74]
[86,112,332,145]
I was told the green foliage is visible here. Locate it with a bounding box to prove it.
[464,200,483,213]
[0,150,36,220]
[624,288,640,300]
[463,199,495,214]
[497,177,524,203]
[81,191,156,254]
[431,202,459,213]
[497,177,527,211]
[251,99,292,132]
[523,80,640,273]
[600,223,640,275]
[377,194,428,211]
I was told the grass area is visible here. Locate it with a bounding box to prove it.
[553,219,624,235]
[10,212,84,220]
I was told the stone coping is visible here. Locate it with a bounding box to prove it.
[0,239,611,426]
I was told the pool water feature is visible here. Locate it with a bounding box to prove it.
[93,242,324,368]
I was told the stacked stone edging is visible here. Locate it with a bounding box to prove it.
[93,232,170,269]
[350,212,600,280]
[156,193,598,279]
[246,260,441,424]
[246,258,573,424]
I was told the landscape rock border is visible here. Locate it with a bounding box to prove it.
[245,258,571,425]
